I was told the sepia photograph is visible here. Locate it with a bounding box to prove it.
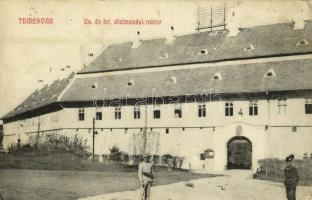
[0,0,312,199]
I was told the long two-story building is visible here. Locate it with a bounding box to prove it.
[2,21,312,172]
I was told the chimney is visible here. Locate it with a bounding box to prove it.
[165,26,175,44]
[132,30,142,48]
[228,10,240,36]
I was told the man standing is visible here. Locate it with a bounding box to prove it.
[284,154,299,200]
[138,153,154,200]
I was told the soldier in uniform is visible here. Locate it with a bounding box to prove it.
[138,153,154,200]
[284,154,299,200]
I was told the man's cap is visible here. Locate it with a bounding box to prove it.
[143,153,151,158]
[286,154,295,162]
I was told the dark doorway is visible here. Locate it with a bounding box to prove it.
[227,136,252,169]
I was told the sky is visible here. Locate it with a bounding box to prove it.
[0,0,311,121]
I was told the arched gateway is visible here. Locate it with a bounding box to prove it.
[227,136,252,169]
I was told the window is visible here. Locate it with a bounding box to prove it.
[204,149,215,158]
[197,49,208,55]
[96,107,102,120]
[264,69,276,78]
[153,105,161,119]
[244,44,255,51]
[198,103,206,117]
[225,102,233,116]
[174,104,182,118]
[165,128,169,134]
[78,108,85,121]
[127,80,135,86]
[212,72,222,81]
[249,100,258,116]
[114,106,121,119]
[167,76,177,84]
[159,53,168,59]
[296,39,309,46]
[305,98,312,114]
[277,99,287,114]
[134,105,141,119]
[91,82,98,89]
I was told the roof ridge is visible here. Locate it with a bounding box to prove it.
[79,21,312,74]
[1,72,75,121]
[99,21,299,48]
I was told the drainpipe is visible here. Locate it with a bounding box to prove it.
[143,103,148,154]
[92,117,98,160]
[266,91,271,158]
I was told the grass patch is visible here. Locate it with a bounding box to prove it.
[256,174,312,186]
[0,168,216,200]
[0,153,217,200]
[255,158,312,186]
[0,152,134,171]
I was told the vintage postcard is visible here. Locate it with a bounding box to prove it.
[0,0,312,200]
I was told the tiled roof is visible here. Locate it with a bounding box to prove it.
[61,59,312,102]
[78,21,312,74]
[3,22,312,121]
[1,73,75,120]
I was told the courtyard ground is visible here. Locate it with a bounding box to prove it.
[0,168,215,200]
[80,170,312,200]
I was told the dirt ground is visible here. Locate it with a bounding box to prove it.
[80,170,312,200]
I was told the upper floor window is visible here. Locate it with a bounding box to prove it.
[115,106,121,119]
[153,105,161,119]
[198,103,206,117]
[96,107,102,120]
[225,102,233,116]
[305,98,312,114]
[277,99,287,115]
[78,108,85,121]
[134,105,141,119]
[174,104,182,118]
[249,100,258,116]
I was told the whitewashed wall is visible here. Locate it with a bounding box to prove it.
[2,97,312,172]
